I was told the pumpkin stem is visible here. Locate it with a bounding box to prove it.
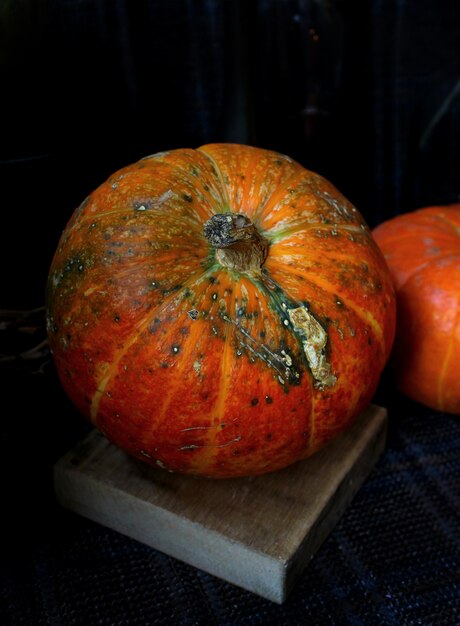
[203,213,269,273]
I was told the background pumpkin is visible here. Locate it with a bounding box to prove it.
[46,143,396,478]
[373,204,460,415]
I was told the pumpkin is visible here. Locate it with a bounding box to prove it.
[46,143,396,477]
[373,203,460,415]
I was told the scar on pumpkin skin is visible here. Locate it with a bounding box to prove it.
[256,272,337,389]
[178,436,242,451]
[139,451,173,472]
[180,423,226,432]
[221,312,298,385]
[287,306,337,389]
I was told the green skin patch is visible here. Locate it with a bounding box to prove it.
[254,272,336,390]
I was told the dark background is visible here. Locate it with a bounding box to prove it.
[1,0,460,309]
[1,2,460,625]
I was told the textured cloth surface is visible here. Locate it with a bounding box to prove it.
[1,363,459,625]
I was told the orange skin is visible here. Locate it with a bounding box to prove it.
[373,204,460,414]
[47,144,396,477]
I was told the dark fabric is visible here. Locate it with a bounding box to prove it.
[1,338,459,625]
[368,0,460,224]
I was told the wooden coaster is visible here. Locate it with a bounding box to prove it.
[54,404,387,604]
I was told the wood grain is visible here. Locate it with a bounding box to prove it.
[54,404,387,603]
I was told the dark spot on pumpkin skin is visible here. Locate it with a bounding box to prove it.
[161,362,169,368]
[114,314,121,323]
[148,319,161,334]
[161,284,181,296]
[265,395,273,404]
[266,433,273,440]
[250,398,259,406]
[180,446,200,455]
[183,193,193,203]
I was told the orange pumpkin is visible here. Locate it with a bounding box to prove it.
[46,144,395,477]
[373,204,460,414]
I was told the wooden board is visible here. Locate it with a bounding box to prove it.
[54,404,387,604]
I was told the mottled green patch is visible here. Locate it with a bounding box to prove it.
[252,269,336,389]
